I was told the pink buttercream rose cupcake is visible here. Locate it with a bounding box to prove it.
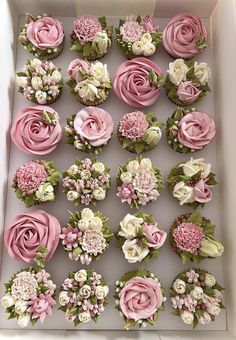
[4,210,61,266]
[166,107,216,153]
[163,13,208,60]
[116,213,167,264]
[114,269,165,329]
[11,106,62,155]
[116,15,162,59]
[169,211,224,264]
[65,107,114,154]
[113,57,163,108]
[19,13,65,60]
[70,16,113,61]
[167,158,217,209]
[164,59,211,106]
[117,111,163,153]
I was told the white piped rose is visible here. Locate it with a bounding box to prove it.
[207,304,221,316]
[90,62,109,83]
[141,32,152,44]
[17,313,30,328]
[78,311,91,323]
[58,291,70,306]
[51,69,62,82]
[16,76,28,88]
[66,190,79,201]
[1,294,15,309]
[79,285,91,299]
[179,158,211,178]
[173,279,186,294]
[77,219,90,232]
[74,270,87,282]
[75,79,100,102]
[35,90,47,104]
[194,62,211,85]
[122,239,149,263]
[132,41,144,55]
[143,42,156,57]
[81,208,94,221]
[168,59,189,85]
[93,187,106,201]
[95,285,109,299]
[92,162,105,173]
[144,126,162,146]
[89,216,103,229]
[92,32,111,55]
[204,274,216,287]
[173,181,194,205]
[118,214,143,239]
[120,172,133,184]
[68,164,79,176]
[180,311,194,325]
[80,170,91,180]
[126,160,139,173]
[140,158,152,170]
[191,286,203,300]
[31,76,43,90]
[30,58,42,68]
[15,300,28,314]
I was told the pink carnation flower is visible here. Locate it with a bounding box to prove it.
[15,161,48,194]
[119,111,148,141]
[27,293,56,323]
[73,16,102,43]
[133,169,156,194]
[173,222,204,254]
[116,183,137,205]
[120,19,144,42]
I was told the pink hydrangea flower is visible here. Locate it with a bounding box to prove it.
[27,293,56,323]
[60,227,81,250]
[116,183,137,204]
[133,169,156,194]
[119,111,149,141]
[15,161,48,194]
[120,19,144,42]
[173,222,204,254]
[73,16,102,43]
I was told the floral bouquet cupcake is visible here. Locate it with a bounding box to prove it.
[114,58,164,108]
[163,13,208,60]
[170,269,225,328]
[19,13,65,60]
[116,158,164,208]
[1,267,56,327]
[114,269,165,329]
[60,208,113,264]
[12,160,60,208]
[116,15,162,59]
[70,16,113,61]
[164,59,211,106]
[65,107,114,154]
[4,210,61,267]
[167,158,217,208]
[11,106,62,155]
[63,158,111,206]
[117,111,163,154]
[58,269,109,325]
[166,107,216,153]
[169,211,224,265]
[116,213,167,264]
[67,59,111,106]
[16,58,63,104]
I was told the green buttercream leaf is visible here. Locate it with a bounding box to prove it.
[188,211,203,225]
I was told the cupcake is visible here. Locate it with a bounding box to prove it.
[16,58,63,104]
[169,211,224,264]
[12,160,60,208]
[4,210,61,267]
[70,16,113,61]
[58,269,109,325]
[170,269,224,328]
[166,107,216,153]
[164,59,211,106]
[167,158,217,209]
[114,269,165,329]
[116,15,162,59]
[19,13,65,60]
[11,106,63,155]
[60,208,113,264]
[116,158,164,208]
[62,158,111,206]
[117,111,163,153]
[67,59,111,105]
[113,57,164,108]
[1,267,56,327]
[65,107,114,154]
[163,13,208,59]
[116,213,167,264]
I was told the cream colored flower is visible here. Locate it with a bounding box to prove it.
[191,286,203,300]
[207,305,221,316]
[95,285,109,299]
[120,171,133,184]
[16,76,28,88]
[67,190,79,201]
[11,271,38,301]
[140,158,152,171]
[141,32,152,44]
[92,32,111,55]
[17,313,30,328]
[173,279,186,294]
[75,79,100,102]
[58,291,70,306]
[35,90,47,104]
[36,183,54,202]
[122,239,149,263]
[167,59,189,85]
[89,216,103,229]
[143,42,156,56]
[77,219,90,232]
[90,61,109,83]
[173,181,194,205]
[126,160,140,173]
[144,126,162,146]
[132,41,144,55]
[93,187,106,200]
[204,274,216,287]
[81,208,94,221]
[74,270,87,282]
[79,285,91,299]
[31,76,43,90]
[119,214,143,239]
[194,61,211,84]
[78,311,91,323]
[68,164,79,175]
[1,295,15,309]
[92,162,105,173]
[179,158,211,178]
[180,311,194,324]
[51,69,62,82]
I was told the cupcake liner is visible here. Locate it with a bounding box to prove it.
[170,268,224,329]
[114,269,165,329]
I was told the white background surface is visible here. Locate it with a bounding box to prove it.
[0,16,226,331]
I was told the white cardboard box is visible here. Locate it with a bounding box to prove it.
[0,0,236,339]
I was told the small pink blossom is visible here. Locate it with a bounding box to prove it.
[184,294,198,312]
[73,16,102,43]
[27,293,56,323]
[119,111,148,141]
[116,183,137,205]
[120,19,144,42]
[81,194,92,205]
[171,296,184,309]
[173,223,204,254]
[186,269,199,283]
[198,311,212,324]
[80,252,92,265]
[60,227,80,249]
[15,161,47,194]
[35,269,50,283]
[81,158,93,169]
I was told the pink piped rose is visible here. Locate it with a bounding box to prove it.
[4,210,61,263]
[178,111,216,150]
[68,59,90,82]
[193,179,212,203]
[26,16,64,50]
[113,57,162,108]
[177,81,201,103]
[73,16,102,43]
[119,277,163,321]
[73,107,114,147]
[141,16,158,33]
[163,13,208,59]
[143,223,167,249]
